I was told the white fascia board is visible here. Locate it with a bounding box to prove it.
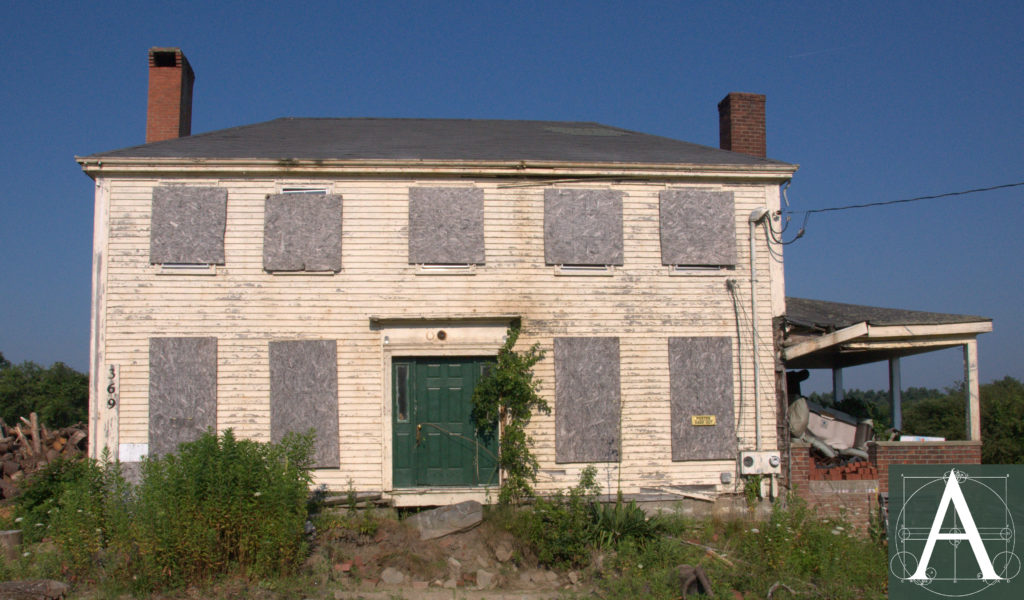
[865,322,993,339]
[75,156,799,181]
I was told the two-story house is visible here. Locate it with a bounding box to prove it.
[77,48,797,506]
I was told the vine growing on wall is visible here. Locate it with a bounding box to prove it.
[472,324,549,505]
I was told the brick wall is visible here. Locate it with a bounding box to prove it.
[787,440,983,531]
[869,441,982,495]
[789,442,878,527]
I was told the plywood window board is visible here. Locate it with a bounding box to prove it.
[669,336,736,460]
[148,337,218,456]
[263,193,343,272]
[269,340,340,468]
[150,187,227,265]
[408,187,485,265]
[544,189,623,266]
[659,189,736,267]
[554,337,621,463]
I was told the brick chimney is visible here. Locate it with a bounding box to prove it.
[718,92,766,158]
[146,47,195,143]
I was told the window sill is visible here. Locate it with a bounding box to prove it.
[154,264,219,276]
[553,265,616,277]
[668,265,735,277]
[414,264,479,275]
[266,270,340,276]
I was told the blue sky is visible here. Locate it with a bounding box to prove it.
[1,1,1021,393]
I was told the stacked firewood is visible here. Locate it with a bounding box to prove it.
[0,413,87,499]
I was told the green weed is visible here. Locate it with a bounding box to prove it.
[5,429,315,594]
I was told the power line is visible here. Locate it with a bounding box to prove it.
[786,180,1024,216]
[773,180,1024,245]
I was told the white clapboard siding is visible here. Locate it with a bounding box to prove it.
[100,176,782,495]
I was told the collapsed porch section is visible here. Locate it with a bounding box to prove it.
[779,297,992,529]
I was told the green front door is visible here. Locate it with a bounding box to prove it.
[392,357,497,488]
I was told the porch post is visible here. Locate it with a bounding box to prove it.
[963,340,981,440]
[832,367,844,404]
[889,358,902,431]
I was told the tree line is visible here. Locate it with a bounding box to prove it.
[0,351,88,427]
[807,376,1024,464]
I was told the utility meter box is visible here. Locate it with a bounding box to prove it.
[739,451,782,475]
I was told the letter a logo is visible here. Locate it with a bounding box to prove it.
[910,469,1000,581]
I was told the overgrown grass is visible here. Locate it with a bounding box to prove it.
[594,495,887,599]
[0,429,315,595]
[503,468,886,599]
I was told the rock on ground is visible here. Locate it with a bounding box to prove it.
[379,567,405,585]
[476,569,496,590]
[405,500,483,540]
[0,579,70,600]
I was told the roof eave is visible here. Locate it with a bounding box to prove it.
[75,156,798,181]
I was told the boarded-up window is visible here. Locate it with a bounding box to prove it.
[555,337,621,463]
[669,337,735,460]
[149,337,217,456]
[544,189,623,265]
[150,187,227,264]
[408,188,485,264]
[269,340,339,468]
[659,189,736,266]
[263,193,343,272]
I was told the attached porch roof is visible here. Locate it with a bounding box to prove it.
[782,297,992,370]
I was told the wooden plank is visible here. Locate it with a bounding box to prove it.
[782,322,868,360]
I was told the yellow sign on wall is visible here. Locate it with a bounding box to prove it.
[691,415,716,426]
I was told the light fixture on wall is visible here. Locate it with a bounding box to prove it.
[383,335,390,345]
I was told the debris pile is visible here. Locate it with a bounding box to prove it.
[0,413,87,499]
[789,397,874,457]
[806,459,878,481]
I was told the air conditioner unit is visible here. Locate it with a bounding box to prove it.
[739,451,782,475]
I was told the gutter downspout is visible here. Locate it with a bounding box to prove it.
[749,208,770,451]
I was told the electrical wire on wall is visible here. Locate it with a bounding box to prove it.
[727,276,777,450]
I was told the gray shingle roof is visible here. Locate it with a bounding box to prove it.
[785,297,991,331]
[84,117,793,166]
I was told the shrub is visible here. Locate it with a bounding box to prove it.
[590,497,659,549]
[10,430,315,593]
[511,466,600,567]
[127,429,314,589]
[48,453,132,576]
[13,457,105,544]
